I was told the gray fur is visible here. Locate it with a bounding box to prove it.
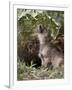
[35,24,64,68]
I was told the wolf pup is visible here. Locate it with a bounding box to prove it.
[34,24,64,68]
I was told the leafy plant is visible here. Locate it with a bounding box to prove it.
[17,9,64,80]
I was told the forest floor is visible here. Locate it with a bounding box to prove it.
[17,62,64,80]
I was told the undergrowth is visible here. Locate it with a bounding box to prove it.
[17,62,64,80]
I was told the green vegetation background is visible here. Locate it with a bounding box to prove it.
[17,9,64,80]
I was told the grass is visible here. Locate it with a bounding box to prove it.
[17,61,64,80]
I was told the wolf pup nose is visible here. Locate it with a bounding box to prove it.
[39,25,44,33]
[37,24,47,34]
